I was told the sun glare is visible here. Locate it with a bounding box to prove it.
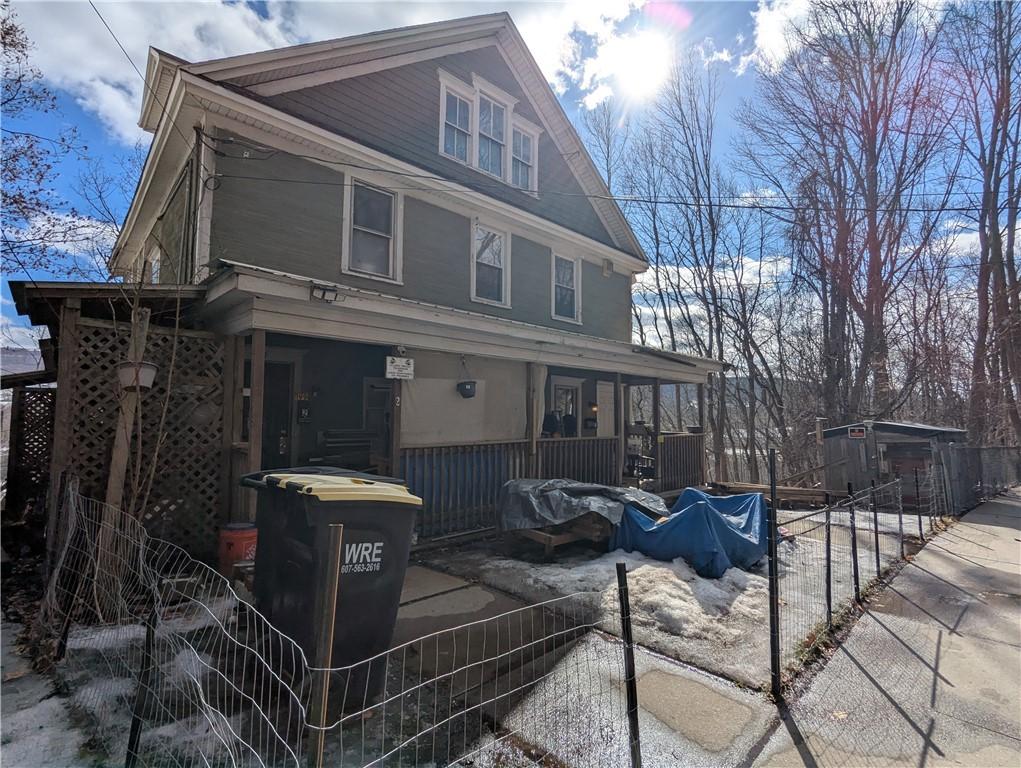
[612,31,673,103]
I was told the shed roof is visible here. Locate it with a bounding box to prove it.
[823,421,967,440]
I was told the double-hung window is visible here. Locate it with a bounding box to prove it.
[343,179,401,283]
[552,254,581,322]
[472,222,509,306]
[477,95,505,178]
[443,90,471,163]
[511,128,533,191]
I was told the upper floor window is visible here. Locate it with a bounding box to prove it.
[471,221,510,307]
[443,91,470,163]
[477,95,506,178]
[342,178,403,284]
[552,254,581,322]
[437,70,541,192]
[512,128,534,191]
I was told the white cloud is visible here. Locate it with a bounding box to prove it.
[13,0,650,143]
[736,0,810,75]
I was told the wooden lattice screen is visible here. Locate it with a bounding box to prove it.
[63,317,225,560]
[5,387,56,518]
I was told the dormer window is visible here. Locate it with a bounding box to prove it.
[438,69,541,192]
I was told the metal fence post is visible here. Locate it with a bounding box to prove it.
[767,449,782,702]
[308,523,344,768]
[848,483,861,603]
[896,478,905,559]
[914,468,924,541]
[616,562,642,768]
[125,601,158,768]
[870,480,881,577]
[824,495,832,629]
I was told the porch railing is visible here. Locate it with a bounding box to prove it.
[401,440,528,538]
[536,436,620,486]
[658,432,705,490]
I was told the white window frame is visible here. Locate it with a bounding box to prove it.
[438,70,473,167]
[341,173,404,285]
[551,252,582,324]
[437,70,542,192]
[511,116,541,195]
[474,89,510,181]
[470,218,511,308]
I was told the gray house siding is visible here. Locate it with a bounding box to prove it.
[210,146,632,341]
[260,46,624,254]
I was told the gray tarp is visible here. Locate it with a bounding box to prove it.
[498,479,669,531]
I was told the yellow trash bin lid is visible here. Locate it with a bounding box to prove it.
[263,474,422,505]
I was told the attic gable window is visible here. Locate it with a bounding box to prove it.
[477,95,505,177]
[437,69,540,191]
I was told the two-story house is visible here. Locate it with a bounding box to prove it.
[11,13,721,554]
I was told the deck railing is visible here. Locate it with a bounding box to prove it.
[400,440,528,538]
[536,436,620,486]
[658,432,705,490]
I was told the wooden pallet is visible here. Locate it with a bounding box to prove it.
[514,513,611,557]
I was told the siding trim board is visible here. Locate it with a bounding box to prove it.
[186,76,644,274]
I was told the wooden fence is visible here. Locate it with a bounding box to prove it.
[4,386,56,519]
[657,433,705,491]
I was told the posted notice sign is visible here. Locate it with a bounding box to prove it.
[848,426,867,439]
[385,356,415,380]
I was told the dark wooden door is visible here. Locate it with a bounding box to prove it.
[262,362,294,470]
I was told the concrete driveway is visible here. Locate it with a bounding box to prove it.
[752,491,1021,767]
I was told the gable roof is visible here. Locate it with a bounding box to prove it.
[141,13,644,260]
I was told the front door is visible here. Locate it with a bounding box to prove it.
[262,362,294,470]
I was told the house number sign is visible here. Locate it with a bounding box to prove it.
[385,356,415,380]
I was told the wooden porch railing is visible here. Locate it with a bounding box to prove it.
[658,433,705,490]
[536,436,619,486]
[400,440,528,538]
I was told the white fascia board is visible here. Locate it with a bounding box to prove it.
[187,14,510,81]
[111,72,194,274]
[220,264,717,379]
[182,72,648,275]
[250,39,495,97]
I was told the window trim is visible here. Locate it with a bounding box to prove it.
[551,252,582,324]
[470,218,512,308]
[511,118,541,195]
[474,90,509,181]
[438,70,474,167]
[341,174,404,285]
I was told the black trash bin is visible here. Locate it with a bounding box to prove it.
[242,470,421,685]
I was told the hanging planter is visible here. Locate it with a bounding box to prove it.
[116,360,158,391]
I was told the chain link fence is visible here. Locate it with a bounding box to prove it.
[34,485,641,767]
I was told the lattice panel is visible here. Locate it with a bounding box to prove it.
[65,318,224,560]
[5,387,56,516]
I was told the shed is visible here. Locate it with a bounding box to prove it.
[822,421,967,495]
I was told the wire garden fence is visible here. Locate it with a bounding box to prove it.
[35,485,643,767]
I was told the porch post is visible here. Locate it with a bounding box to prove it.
[526,363,538,477]
[246,329,266,522]
[389,379,402,478]
[615,373,626,485]
[696,382,705,431]
[46,297,80,574]
[652,378,662,487]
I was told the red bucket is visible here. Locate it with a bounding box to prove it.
[218,523,257,577]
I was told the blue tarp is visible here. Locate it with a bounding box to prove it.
[610,488,768,578]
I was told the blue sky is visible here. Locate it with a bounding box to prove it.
[3,0,796,346]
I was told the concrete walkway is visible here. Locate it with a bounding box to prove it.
[753,491,1021,767]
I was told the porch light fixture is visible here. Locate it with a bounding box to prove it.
[116,361,158,391]
[310,284,339,303]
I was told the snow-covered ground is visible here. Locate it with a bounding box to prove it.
[422,515,904,689]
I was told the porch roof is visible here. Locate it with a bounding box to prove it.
[202,262,722,383]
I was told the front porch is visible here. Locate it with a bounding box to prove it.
[211,264,715,540]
